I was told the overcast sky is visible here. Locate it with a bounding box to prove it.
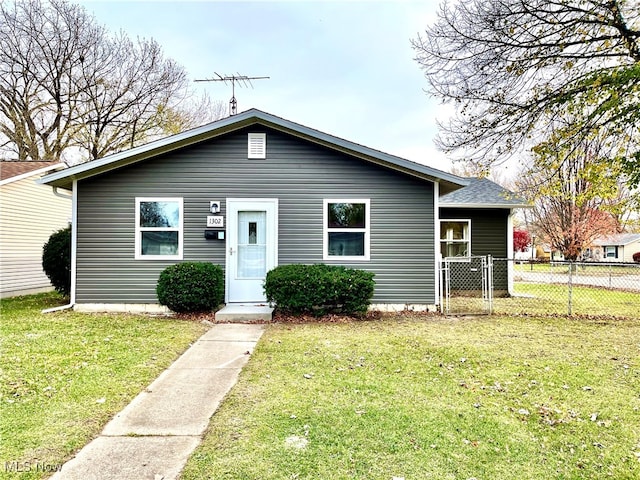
[77,1,455,171]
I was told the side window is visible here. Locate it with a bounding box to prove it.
[440,220,470,258]
[135,198,183,260]
[323,199,370,261]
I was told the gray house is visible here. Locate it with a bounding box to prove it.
[39,109,522,313]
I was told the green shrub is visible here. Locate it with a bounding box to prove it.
[42,224,71,297]
[157,262,224,313]
[264,264,375,316]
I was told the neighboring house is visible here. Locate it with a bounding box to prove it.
[1,161,71,298]
[39,109,523,313]
[514,246,536,261]
[535,245,565,262]
[587,233,640,262]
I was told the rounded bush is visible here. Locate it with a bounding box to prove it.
[156,262,224,313]
[42,224,71,297]
[264,263,375,316]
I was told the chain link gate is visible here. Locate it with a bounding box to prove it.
[440,255,494,315]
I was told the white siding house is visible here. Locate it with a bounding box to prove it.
[0,162,71,298]
[589,233,640,263]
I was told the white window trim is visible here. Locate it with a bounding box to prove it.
[135,197,184,260]
[248,132,266,159]
[605,245,617,258]
[440,219,471,261]
[323,199,370,261]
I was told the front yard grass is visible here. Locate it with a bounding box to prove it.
[182,316,640,480]
[0,293,208,479]
[513,262,639,277]
[2,294,639,479]
[493,283,640,317]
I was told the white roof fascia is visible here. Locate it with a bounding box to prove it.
[439,202,531,209]
[38,109,468,190]
[253,111,468,187]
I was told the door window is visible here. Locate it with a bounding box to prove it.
[237,211,267,278]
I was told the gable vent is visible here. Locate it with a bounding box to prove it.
[248,133,266,159]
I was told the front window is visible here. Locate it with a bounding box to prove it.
[605,246,617,259]
[323,199,370,261]
[135,198,183,259]
[440,220,470,258]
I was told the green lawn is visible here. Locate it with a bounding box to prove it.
[182,316,640,480]
[493,283,640,317]
[513,262,639,277]
[0,293,208,479]
[2,294,639,480]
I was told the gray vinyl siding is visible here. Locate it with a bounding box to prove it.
[76,127,436,304]
[440,207,509,292]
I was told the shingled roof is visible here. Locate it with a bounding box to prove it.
[0,161,61,182]
[39,109,468,193]
[593,233,640,246]
[439,177,528,208]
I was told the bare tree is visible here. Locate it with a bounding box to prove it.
[0,0,224,163]
[449,161,512,188]
[412,0,640,184]
[75,32,189,160]
[156,93,228,137]
[0,0,102,161]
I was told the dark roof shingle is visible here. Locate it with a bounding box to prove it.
[439,177,528,208]
[1,161,60,181]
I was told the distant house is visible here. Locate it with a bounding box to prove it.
[536,245,564,262]
[1,161,71,298]
[38,109,525,313]
[587,233,640,263]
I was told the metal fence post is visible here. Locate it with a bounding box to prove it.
[609,264,613,289]
[567,261,573,316]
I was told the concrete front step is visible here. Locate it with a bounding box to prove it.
[215,304,273,322]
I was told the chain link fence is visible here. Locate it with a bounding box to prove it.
[440,256,494,315]
[493,259,640,317]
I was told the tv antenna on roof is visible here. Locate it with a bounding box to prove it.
[194,73,270,116]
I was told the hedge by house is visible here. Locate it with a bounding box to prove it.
[156,262,224,313]
[42,224,71,297]
[264,264,375,316]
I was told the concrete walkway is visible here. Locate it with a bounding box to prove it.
[51,323,265,480]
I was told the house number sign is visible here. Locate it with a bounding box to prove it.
[207,216,224,227]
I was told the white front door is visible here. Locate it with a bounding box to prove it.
[226,199,278,303]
